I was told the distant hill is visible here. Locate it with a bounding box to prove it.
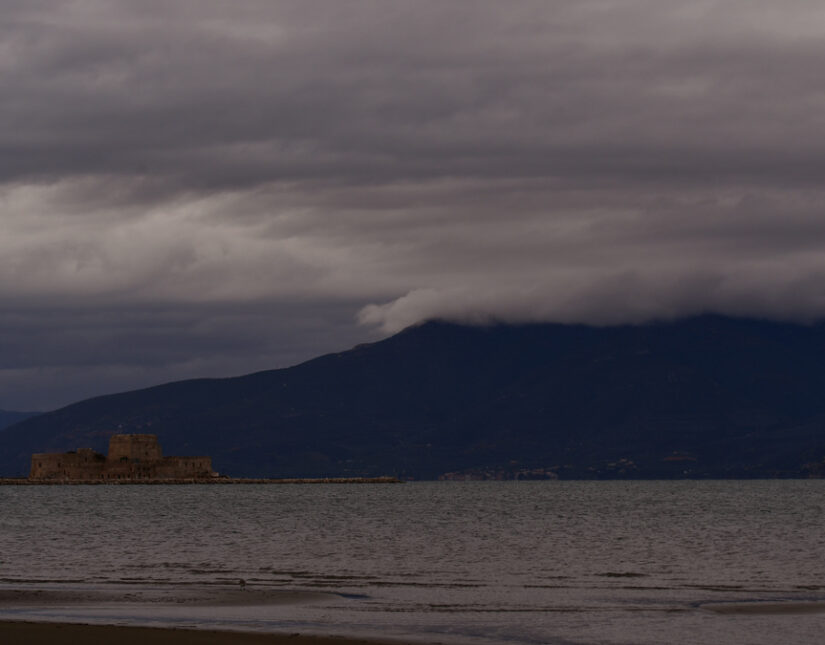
[2,316,825,479]
[0,410,39,433]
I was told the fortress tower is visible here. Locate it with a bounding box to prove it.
[107,434,163,463]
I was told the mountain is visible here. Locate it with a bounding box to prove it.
[2,315,825,479]
[0,410,40,433]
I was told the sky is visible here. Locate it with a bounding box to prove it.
[3,0,825,410]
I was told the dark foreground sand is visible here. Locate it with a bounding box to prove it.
[0,621,418,645]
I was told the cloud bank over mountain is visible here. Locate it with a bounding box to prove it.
[4,1,825,407]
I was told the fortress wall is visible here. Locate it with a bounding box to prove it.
[79,456,214,481]
[102,461,159,480]
[107,434,163,463]
[154,457,214,479]
[30,449,106,480]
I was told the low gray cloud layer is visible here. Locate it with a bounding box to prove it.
[3,1,825,409]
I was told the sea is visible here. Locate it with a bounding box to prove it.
[1,481,824,645]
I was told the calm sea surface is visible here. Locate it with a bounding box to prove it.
[1,481,824,645]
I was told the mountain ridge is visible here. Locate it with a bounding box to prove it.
[2,315,825,479]
[0,409,40,433]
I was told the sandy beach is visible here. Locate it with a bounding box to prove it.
[0,621,418,645]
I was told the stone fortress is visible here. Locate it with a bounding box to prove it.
[30,434,215,481]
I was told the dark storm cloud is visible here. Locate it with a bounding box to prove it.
[5,0,825,190]
[3,0,825,408]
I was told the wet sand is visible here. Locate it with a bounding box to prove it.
[0,586,333,607]
[0,621,417,645]
[703,600,825,615]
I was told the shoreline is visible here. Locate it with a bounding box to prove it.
[0,477,401,485]
[0,621,422,645]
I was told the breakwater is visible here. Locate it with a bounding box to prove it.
[0,476,401,485]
